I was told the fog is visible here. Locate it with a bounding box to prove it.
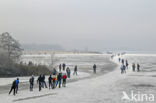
[0,0,156,51]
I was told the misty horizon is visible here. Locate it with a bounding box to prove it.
[0,0,156,51]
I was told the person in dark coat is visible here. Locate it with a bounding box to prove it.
[56,72,62,88]
[9,80,16,95]
[53,68,57,75]
[137,63,140,72]
[126,60,129,69]
[66,67,71,78]
[121,59,124,65]
[93,64,97,74]
[42,75,47,88]
[29,75,34,91]
[59,64,62,71]
[62,63,66,71]
[73,65,78,75]
[119,58,121,62]
[37,75,42,91]
[132,63,136,72]
[48,75,52,89]
[123,65,126,73]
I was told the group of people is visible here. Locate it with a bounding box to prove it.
[9,63,98,96]
[118,57,141,74]
[119,58,129,74]
[132,63,140,72]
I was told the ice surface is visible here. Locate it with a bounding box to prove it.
[1,53,156,103]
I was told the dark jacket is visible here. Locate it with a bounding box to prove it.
[12,80,16,88]
[57,73,62,81]
[48,76,52,83]
[37,76,42,83]
[29,77,34,84]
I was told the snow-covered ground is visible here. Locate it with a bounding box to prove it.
[1,53,156,103]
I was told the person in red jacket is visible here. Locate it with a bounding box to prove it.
[62,73,67,87]
[52,75,56,89]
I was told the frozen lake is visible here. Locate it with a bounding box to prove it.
[1,53,156,103]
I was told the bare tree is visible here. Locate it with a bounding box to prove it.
[0,32,23,63]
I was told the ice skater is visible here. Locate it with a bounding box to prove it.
[66,67,71,78]
[93,64,97,74]
[137,63,140,72]
[9,80,17,95]
[52,75,56,89]
[132,63,136,72]
[48,75,52,89]
[119,58,121,62]
[126,60,129,69]
[53,68,57,75]
[15,78,19,94]
[29,75,34,91]
[121,59,124,65]
[120,64,126,74]
[37,75,42,91]
[59,64,62,71]
[62,73,67,87]
[42,75,47,88]
[73,65,78,75]
[56,72,62,88]
[62,63,66,71]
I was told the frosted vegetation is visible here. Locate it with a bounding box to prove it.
[0,32,51,77]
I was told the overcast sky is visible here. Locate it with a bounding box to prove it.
[0,0,156,51]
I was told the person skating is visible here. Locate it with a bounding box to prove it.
[29,75,34,91]
[42,75,47,88]
[53,68,57,75]
[93,64,97,74]
[132,63,136,72]
[66,67,71,78]
[37,75,42,91]
[48,75,52,89]
[62,63,66,71]
[120,65,124,74]
[9,80,16,95]
[137,63,140,72]
[62,73,67,87]
[56,72,62,88]
[121,59,124,65]
[59,64,62,71]
[73,65,78,75]
[15,78,19,94]
[119,58,121,62]
[126,60,129,69]
[123,64,126,73]
[52,75,56,89]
